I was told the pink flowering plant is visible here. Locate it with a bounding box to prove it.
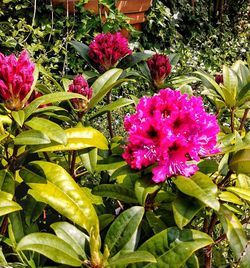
[0,40,249,268]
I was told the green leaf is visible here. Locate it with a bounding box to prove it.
[32,127,108,152]
[24,92,87,120]
[51,222,89,260]
[134,178,160,206]
[108,250,156,267]
[219,191,243,205]
[172,195,204,229]
[134,227,213,268]
[226,186,250,202]
[146,211,167,234]
[20,161,99,234]
[14,130,51,145]
[90,98,134,119]
[8,211,25,245]
[79,148,98,174]
[11,110,25,127]
[0,197,22,217]
[217,205,248,259]
[99,214,115,231]
[117,52,152,69]
[229,149,250,174]
[173,172,220,211]
[17,233,82,267]
[92,184,138,203]
[0,170,15,195]
[25,117,67,145]
[105,206,144,256]
[197,160,219,174]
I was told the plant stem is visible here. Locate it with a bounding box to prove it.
[218,170,233,188]
[107,91,114,138]
[70,151,77,179]
[239,108,249,130]
[230,107,235,133]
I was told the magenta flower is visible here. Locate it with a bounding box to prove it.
[88,32,132,71]
[123,89,220,183]
[0,50,35,110]
[68,75,93,112]
[147,54,172,88]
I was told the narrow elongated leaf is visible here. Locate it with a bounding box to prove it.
[226,186,250,202]
[105,206,144,256]
[173,172,220,211]
[90,98,134,119]
[14,130,51,145]
[172,195,204,229]
[8,211,25,244]
[223,65,238,100]
[51,222,89,260]
[17,233,82,267]
[25,117,67,145]
[217,205,248,259]
[79,148,98,173]
[108,250,156,266]
[219,191,243,205]
[146,211,167,234]
[99,214,115,230]
[0,198,22,216]
[92,184,138,203]
[133,227,213,268]
[32,127,108,152]
[24,92,87,120]
[0,170,15,194]
[19,161,99,234]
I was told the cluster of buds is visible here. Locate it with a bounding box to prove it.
[68,75,93,114]
[215,74,223,84]
[88,32,132,71]
[0,51,35,111]
[147,54,172,89]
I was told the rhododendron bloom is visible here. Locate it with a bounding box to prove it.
[88,32,132,70]
[123,89,220,183]
[68,75,93,112]
[147,54,171,88]
[0,50,35,110]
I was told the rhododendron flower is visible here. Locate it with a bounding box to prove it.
[0,50,35,110]
[147,54,171,88]
[215,74,223,84]
[68,75,93,112]
[88,32,132,70]
[123,89,220,183]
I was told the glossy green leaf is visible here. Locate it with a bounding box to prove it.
[25,117,67,145]
[172,195,204,229]
[11,110,25,127]
[99,214,115,231]
[223,65,238,102]
[90,98,134,119]
[8,211,25,245]
[32,127,108,152]
[92,184,138,203]
[219,191,243,205]
[0,247,7,265]
[197,160,218,174]
[51,222,89,260]
[217,205,248,259]
[117,52,152,69]
[79,148,98,174]
[24,92,87,120]
[20,161,99,234]
[134,178,160,206]
[14,130,51,145]
[96,158,126,171]
[226,186,250,202]
[17,233,82,267]
[0,170,15,195]
[105,206,144,256]
[229,149,250,174]
[133,227,213,268]
[240,242,250,268]
[146,211,167,234]
[173,172,220,211]
[0,197,22,217]
[108,250,156,266]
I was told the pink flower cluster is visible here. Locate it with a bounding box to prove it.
[123,89,220,183]
[88,32,132,70]
[68,75,93,112]
[147,54,171,88]
[0,50,35,110]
